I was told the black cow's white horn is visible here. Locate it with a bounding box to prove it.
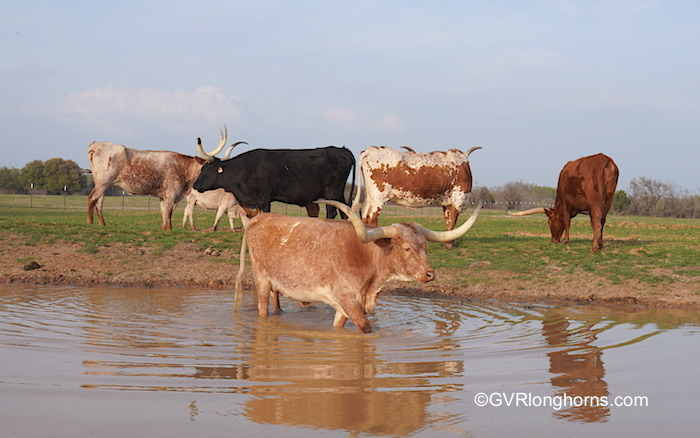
[419,201,482,242]
[507,207,546,216]
[223,141,248,160]
[315,199,398,243]
[197,125,228,162]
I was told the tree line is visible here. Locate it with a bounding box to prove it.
[0,159,88,195]
[474,179,699,219]
[1,159,698,218]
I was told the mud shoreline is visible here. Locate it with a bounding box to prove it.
[1,237,697,309]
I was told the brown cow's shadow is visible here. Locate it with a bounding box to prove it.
[562,237,656,249]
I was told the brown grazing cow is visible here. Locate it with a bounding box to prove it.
[235,200,482,333]
[351,145,481,249]
[87,126,243,230]
[509,153,619,252]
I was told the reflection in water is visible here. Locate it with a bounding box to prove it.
[1,284,698,437]
[542,312,609,422]
[71,287,465,435]
[193,329,456,435]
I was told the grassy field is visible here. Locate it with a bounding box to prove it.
[1,194,698,303]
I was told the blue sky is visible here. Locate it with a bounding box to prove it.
[2,0,698,191]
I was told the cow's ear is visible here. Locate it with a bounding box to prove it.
[217,166,223,174]
[373,238,392,249]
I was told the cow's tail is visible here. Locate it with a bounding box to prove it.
[234,229,248,311]
[351,161,363,212]
[347,154,356,206]
[87,143,97,167]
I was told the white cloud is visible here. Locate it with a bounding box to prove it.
[325,106,358,124]
[323,106,403,132]
[60,85,241,123]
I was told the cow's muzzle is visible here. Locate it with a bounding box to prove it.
[420,270,436,283]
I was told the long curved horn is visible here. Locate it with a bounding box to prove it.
[419,202,482,242]
[315,200,399,243]
[223,141,248,160]
[400,146,416,153]
[465,146,482,158]
[197,125,228,162]
[507,207,546,216]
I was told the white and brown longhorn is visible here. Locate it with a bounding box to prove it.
[87,126,232,230]
[352,145,481,249]
[235,200,482,333]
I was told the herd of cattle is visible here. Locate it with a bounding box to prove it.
[86,126,619,332]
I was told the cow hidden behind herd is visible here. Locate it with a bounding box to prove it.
[86,126,619,333]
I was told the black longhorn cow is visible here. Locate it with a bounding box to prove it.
[193,140,355,219]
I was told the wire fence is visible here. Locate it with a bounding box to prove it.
[0,193,554,219]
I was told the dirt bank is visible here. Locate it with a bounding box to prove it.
[1,235,698,309]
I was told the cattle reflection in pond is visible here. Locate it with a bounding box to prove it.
[194,327,463,436]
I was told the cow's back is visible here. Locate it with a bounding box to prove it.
[557,153,618,211]
[227,146,354,208]
[87,142,127,184]
[359,146,473,207]
[246,214,368,297]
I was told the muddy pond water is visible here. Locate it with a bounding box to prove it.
[0,284,698,437]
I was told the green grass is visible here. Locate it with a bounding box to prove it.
[380,208,699,288]
[0,194,698,289]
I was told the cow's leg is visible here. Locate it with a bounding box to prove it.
[160,199,175,230]
[305,203,320,217]
[335,297,371,333]
[325,203,339,220]
[270,290,282,312]
[87,186,107,225]
[331,197,346,219]
[363,205,382,227]
[362,189,384,226]
[563,212,571,244]
[87,189,97,224]
[226,211,236,231]
[333,311,348,328]
[442,205,460,249]
[590,212,604,252]
[182,200,196,230]
[256,279,272,318]
[211,205,227,231]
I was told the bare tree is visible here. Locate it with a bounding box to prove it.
[628,177,699,218]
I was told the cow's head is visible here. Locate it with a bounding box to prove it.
[192,161,224,193]
[544,208,566,243]
[317,200,481,283]
[193,126,247,193]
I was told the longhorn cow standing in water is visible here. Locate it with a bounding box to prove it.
[235,200,482,333]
